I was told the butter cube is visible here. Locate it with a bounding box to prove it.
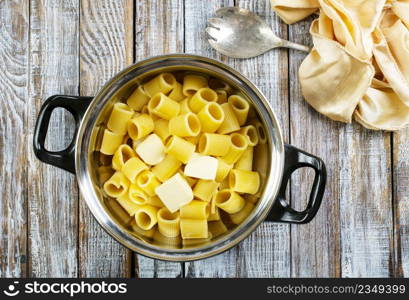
[155,173,193,213]
[184,154,218,180]
[136,134,165,165]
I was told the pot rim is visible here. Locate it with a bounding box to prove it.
[75,54,285,261]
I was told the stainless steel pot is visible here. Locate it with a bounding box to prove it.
[33,54,326,261]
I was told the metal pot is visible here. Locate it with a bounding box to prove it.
[33,54,326,261]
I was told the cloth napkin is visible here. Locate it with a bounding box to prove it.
[271,0,409,130]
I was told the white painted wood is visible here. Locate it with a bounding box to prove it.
[27,0,79,277]
[184,0,291,277]
[288,16,341,277]
[79,0,133,277]
[339,125,394,277]
[0,0,29,277]
[393,129,409,277]
[133,0,184,278]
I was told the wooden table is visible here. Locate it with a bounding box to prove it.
[1,0,408,278]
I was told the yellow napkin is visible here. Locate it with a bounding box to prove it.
[271,0,409,130]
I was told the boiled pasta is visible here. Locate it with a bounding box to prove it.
[229,169,260,195]
[103,171,130,198]
[165,136,195,163]
[112,144,136,171]
[157,207,180,237]
[128,114,154,141]
[97,71,264,243]
[169,112,201,137]
[143,73,176,97]
[183,74,208,96]
[100,129,124,155]
[198,133,231,156]
[228,95,250,126]
[197,102,224,133]
[189,88,218,113]
[107,103,134,135]
[127,85,150,111]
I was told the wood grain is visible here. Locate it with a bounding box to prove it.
[0,0,29,277]
[185,0,291,277]
[27,0,80,277]
[288,16,341,277]
[339,126,394,277]
[79,0,133,277]
[393,129,409,277]
[133,0,184,278]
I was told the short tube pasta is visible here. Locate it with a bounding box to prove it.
[183,74,208,96]
[100,129,124,155]
[209,78,232,93]
[98,71,262,242]
[168,82,184,102]
[116,193,141,216]
[180,200,209,219]
[228,95,250,126]
[188,88,218,113]
[216,89,228,104]
[148,93,180,120]
[152,154,182,182]
[222,133,248,164]
[153,119,170,141]
[193,180,219,202]
[122,157,148,183]
[103,171,130,198]
[239,125,259,146]
[128,114,154,141]
[169,112,201,137]
[127,85,150,111]
[179,97,192,114]
[146,195,165,208]
[134,205,159,230]
[143,73,176,97]
[136,170,161,196]
[215,189,245,214]
[197,102,225,133]
[128,183,148,205]
[198,133,231,156]
[112,144,136,171]
[217,103,240,134]
[234,146,253,171]
[157,207,180,237]
[107,103,134,135]
[180,219,208,239]
[207,207,221,221]
[215,158,233,182]
[208,220,228,238]
[230,202,255,225]
[229,169,260,195]
[165,136,195,163]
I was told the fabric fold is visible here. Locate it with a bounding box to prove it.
[271,0,409,131]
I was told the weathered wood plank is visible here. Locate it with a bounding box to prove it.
[393,129,409,277]
[185,0,291,278]
[288,17,341,277]
[79,0,133,277]
[133,0,184,278]
[339,126,393,277]
[27,0,79,277]
[0,0,29,277]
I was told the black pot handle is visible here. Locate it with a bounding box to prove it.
[33,95,93,174]
[265,144,326,223]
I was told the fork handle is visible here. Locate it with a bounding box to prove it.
[279,39,310,53]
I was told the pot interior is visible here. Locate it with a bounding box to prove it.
[80,56,283,260]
